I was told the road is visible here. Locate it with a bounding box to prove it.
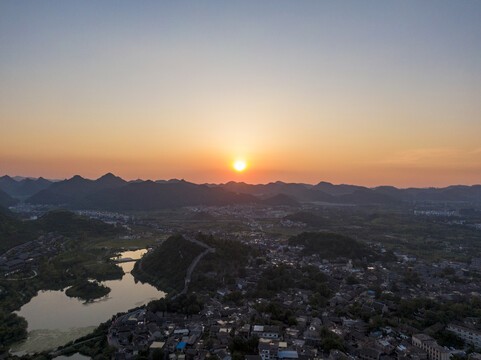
[172,235,215,299]
[4,269,38,281]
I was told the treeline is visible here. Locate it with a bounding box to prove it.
[253,264,333,307]
[148,294,203,315]
[0,311,27,353]
[288,231,379,260]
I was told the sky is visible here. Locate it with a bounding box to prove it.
[1,1,480,187]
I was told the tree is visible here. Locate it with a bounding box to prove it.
[151,348,164,360]
[320,326,345,352]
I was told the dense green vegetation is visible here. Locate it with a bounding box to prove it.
[403,270,421,285]
[0,212,35,252]
[51,248,124,282]
[320,326,345,352]
[254,302,298,325]
[0,311,27,352]
[132,234,204,293]
[229,336,259,360]
[253,264,332,301]
[190,233,260,292]
[133,233,260,294]
[148,294,203,315]
[65,280,111,301]
[395,296,481,327]
[288,231,376,260]
[0,210,121,253]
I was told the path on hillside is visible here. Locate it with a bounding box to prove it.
[172,235,215,299]
[4,269,38,281]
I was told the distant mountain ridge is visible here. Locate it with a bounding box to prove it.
[0,188,18,208]
[218,181,481,204]
[77,179,257,210]
[2,172,481,210]
[27,173,127,205]
[0,175,52,198]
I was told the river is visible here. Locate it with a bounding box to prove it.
[11,249,165,355]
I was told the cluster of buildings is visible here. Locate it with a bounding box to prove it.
[104,231,481,360]
[106,290,481,360]
[74,210,131,224]
[6,203,481,360]
[108,309,204,360]
[0,232,65,275]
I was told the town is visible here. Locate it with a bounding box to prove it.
[2,203,481,360]
[98,207,481,360]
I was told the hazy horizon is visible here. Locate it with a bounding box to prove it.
[1,1,480,187]
[2,171,481,190]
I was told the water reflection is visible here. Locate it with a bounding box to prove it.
[12,249,164,355]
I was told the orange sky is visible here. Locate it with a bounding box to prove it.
[1,2,480,187]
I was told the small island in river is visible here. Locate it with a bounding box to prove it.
[65,280,111,301]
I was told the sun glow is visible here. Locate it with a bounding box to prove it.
[233,160,247,172]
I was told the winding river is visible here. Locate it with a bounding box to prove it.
[11,249,165,355]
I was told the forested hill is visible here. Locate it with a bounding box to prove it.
[132,235,205,293]
[190,233,260,292]
[133,233,260,294]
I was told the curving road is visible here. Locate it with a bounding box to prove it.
[172,235,215,299]
[3,269,38,281]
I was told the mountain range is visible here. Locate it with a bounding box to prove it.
[0,189,17,208]
[0,173,480,210]
[0,175,52,198]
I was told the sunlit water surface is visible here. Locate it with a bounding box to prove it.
[11,249,164,355]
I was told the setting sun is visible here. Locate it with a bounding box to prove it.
[233,160,247,172]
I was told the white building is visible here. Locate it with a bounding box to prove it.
[447,323,481,348]
[412,334,450,360]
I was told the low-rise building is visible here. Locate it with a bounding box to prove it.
[447,323,481,348]
[412,334,450,360]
